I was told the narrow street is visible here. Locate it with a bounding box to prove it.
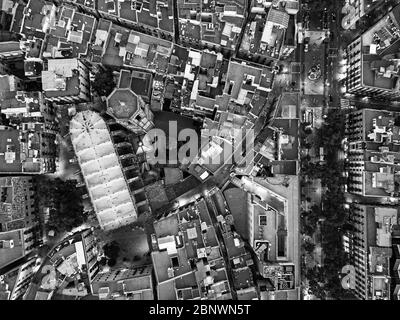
[172,0,180,44]
[234,0,253,57]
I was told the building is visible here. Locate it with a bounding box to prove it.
[239,0,298,65]
[186,59,273,181]
[90,18,112,63]
[15,0,54,77]
[129,70,153,103]
[106,70,154,134]
[177,0,247,53]
[21,228,101,299]
[91,265,154,300]
[166,45,227,117]
[345,109,400,200]
[64,0,174,40]
[81,228,100,282]
[0,41,24,77]
[0,177,39,273]
[17,0,96,58]
[341,0,386,30]
[282,14,297,59]
[62,0,98,17]
[0,85,58,174]
[151,199,233,300]
[42,58,91,104]
[208,187,258,300]
[223,59,273,107]
[95,23,173,72]
[0,124,57,174]
[0,74,24,97]
[391,241,400,299]
[0,89,58,175]
[96,0,174,39]
[70,111,138,231]
[0,256,38,300]
[0,89,58,133]
[345,5,400,99]
[227,174,301,299]
[343,204,398,299]
[0,41,24,62]
[0,0,14,29]
[236,92,300,176]
[42,5,97,60]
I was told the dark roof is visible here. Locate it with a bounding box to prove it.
[107,88,138,118]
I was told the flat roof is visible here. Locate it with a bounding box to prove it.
[45,7,96,59]
[92,266,153,299]
[0,128,22,173]
[0,229,24,270]
[152,199,226,298]
[107,88,139,119]
[362,57,398,90]
[0,41,21,54]
[42,59,81,97]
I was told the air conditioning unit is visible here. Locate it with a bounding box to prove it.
[0,240,14,249]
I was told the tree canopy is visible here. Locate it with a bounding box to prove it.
[91,67,116,97]
[103,241,120,267]
[37,178,86,233]
[300,109,353,299]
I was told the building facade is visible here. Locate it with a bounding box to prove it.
[0,177,39,272]
[345,109,400,200]
[343,204,397,299]
[345,5,400,100]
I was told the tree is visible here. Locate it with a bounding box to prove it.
[107,258,117,267]
[99,257,107,266]
[303,239,316,253]
[92,67,116,97]
[40,178,86,233]
[103,241,120,262]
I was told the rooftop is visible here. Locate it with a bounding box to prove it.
[19,0,56,39]
[240,7,288,60]
[43,5,96,59]
[91,18,112,62]
[224,60,272,102]
[151,199,231,300]
[0,230,24,270]
[97,0,174,34]
[67,0,96,9]
[0,126,48,174]
[41,59,81,98]
[107,88,139,119]
[101,25,173,71]
[361,5,400,55]
[92,266,153,300]
[177,0,246,50]
[0,41,21,54]
[0,177,33,233]
[70,111,138,231]
[353,5,400,92]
